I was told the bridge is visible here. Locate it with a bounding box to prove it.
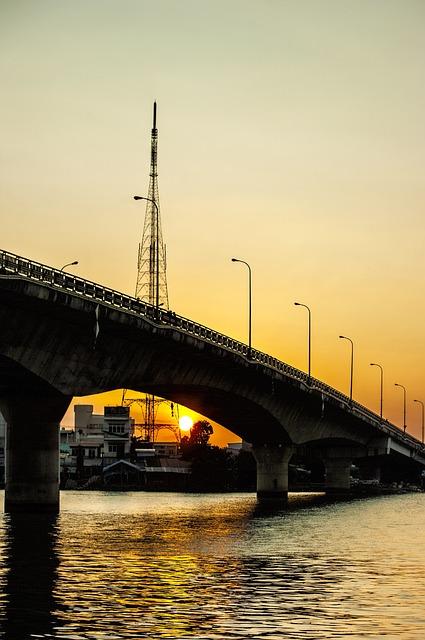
[1,249,424,512]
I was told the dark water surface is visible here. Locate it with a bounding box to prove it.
[0,490,424,639]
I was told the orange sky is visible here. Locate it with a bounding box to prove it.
[62,392,235,448]
[3,2,425,444]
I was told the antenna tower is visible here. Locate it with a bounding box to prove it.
[131,102,169,441]
[135,102,169,307]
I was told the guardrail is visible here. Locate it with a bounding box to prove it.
[1,249,423,451]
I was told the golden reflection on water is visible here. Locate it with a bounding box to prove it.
[0,491,425,639]
[55,493,258,639]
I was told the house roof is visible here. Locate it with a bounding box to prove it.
[103,459,144,473]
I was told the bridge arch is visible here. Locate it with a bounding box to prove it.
[1,263,424,511]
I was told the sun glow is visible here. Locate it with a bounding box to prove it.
[179,416,193,432]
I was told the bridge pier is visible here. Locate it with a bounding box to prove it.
[1,391,71,513]
[252,444,293,504]
[358,458,381,483]
[324,456,352,494]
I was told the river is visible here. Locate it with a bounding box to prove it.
[0,490,424,639]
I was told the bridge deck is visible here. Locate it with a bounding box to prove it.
[1,248,423,455]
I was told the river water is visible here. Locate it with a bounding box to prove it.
[0,490,424,639]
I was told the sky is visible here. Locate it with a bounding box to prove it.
[2,1,425,445]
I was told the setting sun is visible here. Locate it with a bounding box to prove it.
[179,416,193,432]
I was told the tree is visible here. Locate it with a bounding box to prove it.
[234,450,256,490]
[179,420,236,491]
[189,420,213,445]
[189,445,234,491]
[180,420,213,450]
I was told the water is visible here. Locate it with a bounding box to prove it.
[0,491,424,639]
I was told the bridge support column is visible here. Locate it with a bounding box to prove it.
[1,391,71,513]
[358,458,381,483]
[252,444,293,504]
[324,457,352,494]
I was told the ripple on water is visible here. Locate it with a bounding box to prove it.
[0,491,425,639]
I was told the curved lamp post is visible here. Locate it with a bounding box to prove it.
[339,335,354,402]
[134,195,159,311]
[370,363,384,419]
[294,302,311,380]
[60,261,78,272]
[231,258,252,358]
[413,399,424,444]
[394,383,407,433]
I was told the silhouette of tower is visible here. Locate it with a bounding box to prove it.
[130,102,169,441]
[135,102,169,308]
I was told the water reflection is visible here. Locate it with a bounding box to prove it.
[54,495,258,638]
[1,513,59,639]
[0,491,425,638]
[252,491,328,518]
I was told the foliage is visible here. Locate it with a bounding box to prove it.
[180,420,213,448]
[233,450,256,490]
[188,445,235,491]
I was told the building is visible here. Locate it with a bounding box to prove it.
[103,405,132,464]
[151,441,179,458]
[226,441,252,456]
[61,404,131,483]
[61,404,187,488]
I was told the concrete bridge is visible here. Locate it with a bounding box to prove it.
[1,249,424,512]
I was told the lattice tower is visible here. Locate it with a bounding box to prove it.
[124,397,180,442]
[129,103,169,441]
[135,102,169,308]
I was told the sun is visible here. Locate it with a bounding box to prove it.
[179,415,193,432]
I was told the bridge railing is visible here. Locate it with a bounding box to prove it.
[1,249,423,451]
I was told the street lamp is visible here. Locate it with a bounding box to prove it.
[231,258,252,357]
[370,363,384,419]
[394,383,407,433]
[134,195,159,311]
[60,261,78,272]
[294,302,311,380]
[339,335,354,402]
[413,399,424,444]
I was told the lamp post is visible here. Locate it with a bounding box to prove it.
[394,383,407,433]
[134,195,159,311]
[339,335,354,402]
[60,261,78,272]
[370,363,384,419]
[231,258,252,357]
[413,399,424,444]
[294,302,311,380]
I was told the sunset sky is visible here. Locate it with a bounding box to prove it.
[2,1,425,445]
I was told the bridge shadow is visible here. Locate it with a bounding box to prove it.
[251,490,384,518]
[1,513,60,639]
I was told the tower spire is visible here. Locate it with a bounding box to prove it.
[135,102,169,308]
[130,102,169,442]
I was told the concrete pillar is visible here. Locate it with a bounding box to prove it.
[252,443,293,504]
[1,391,71,513]
[324,457,352,493]
[358,458,381,483]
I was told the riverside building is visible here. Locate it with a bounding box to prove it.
[61,404,189,488]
